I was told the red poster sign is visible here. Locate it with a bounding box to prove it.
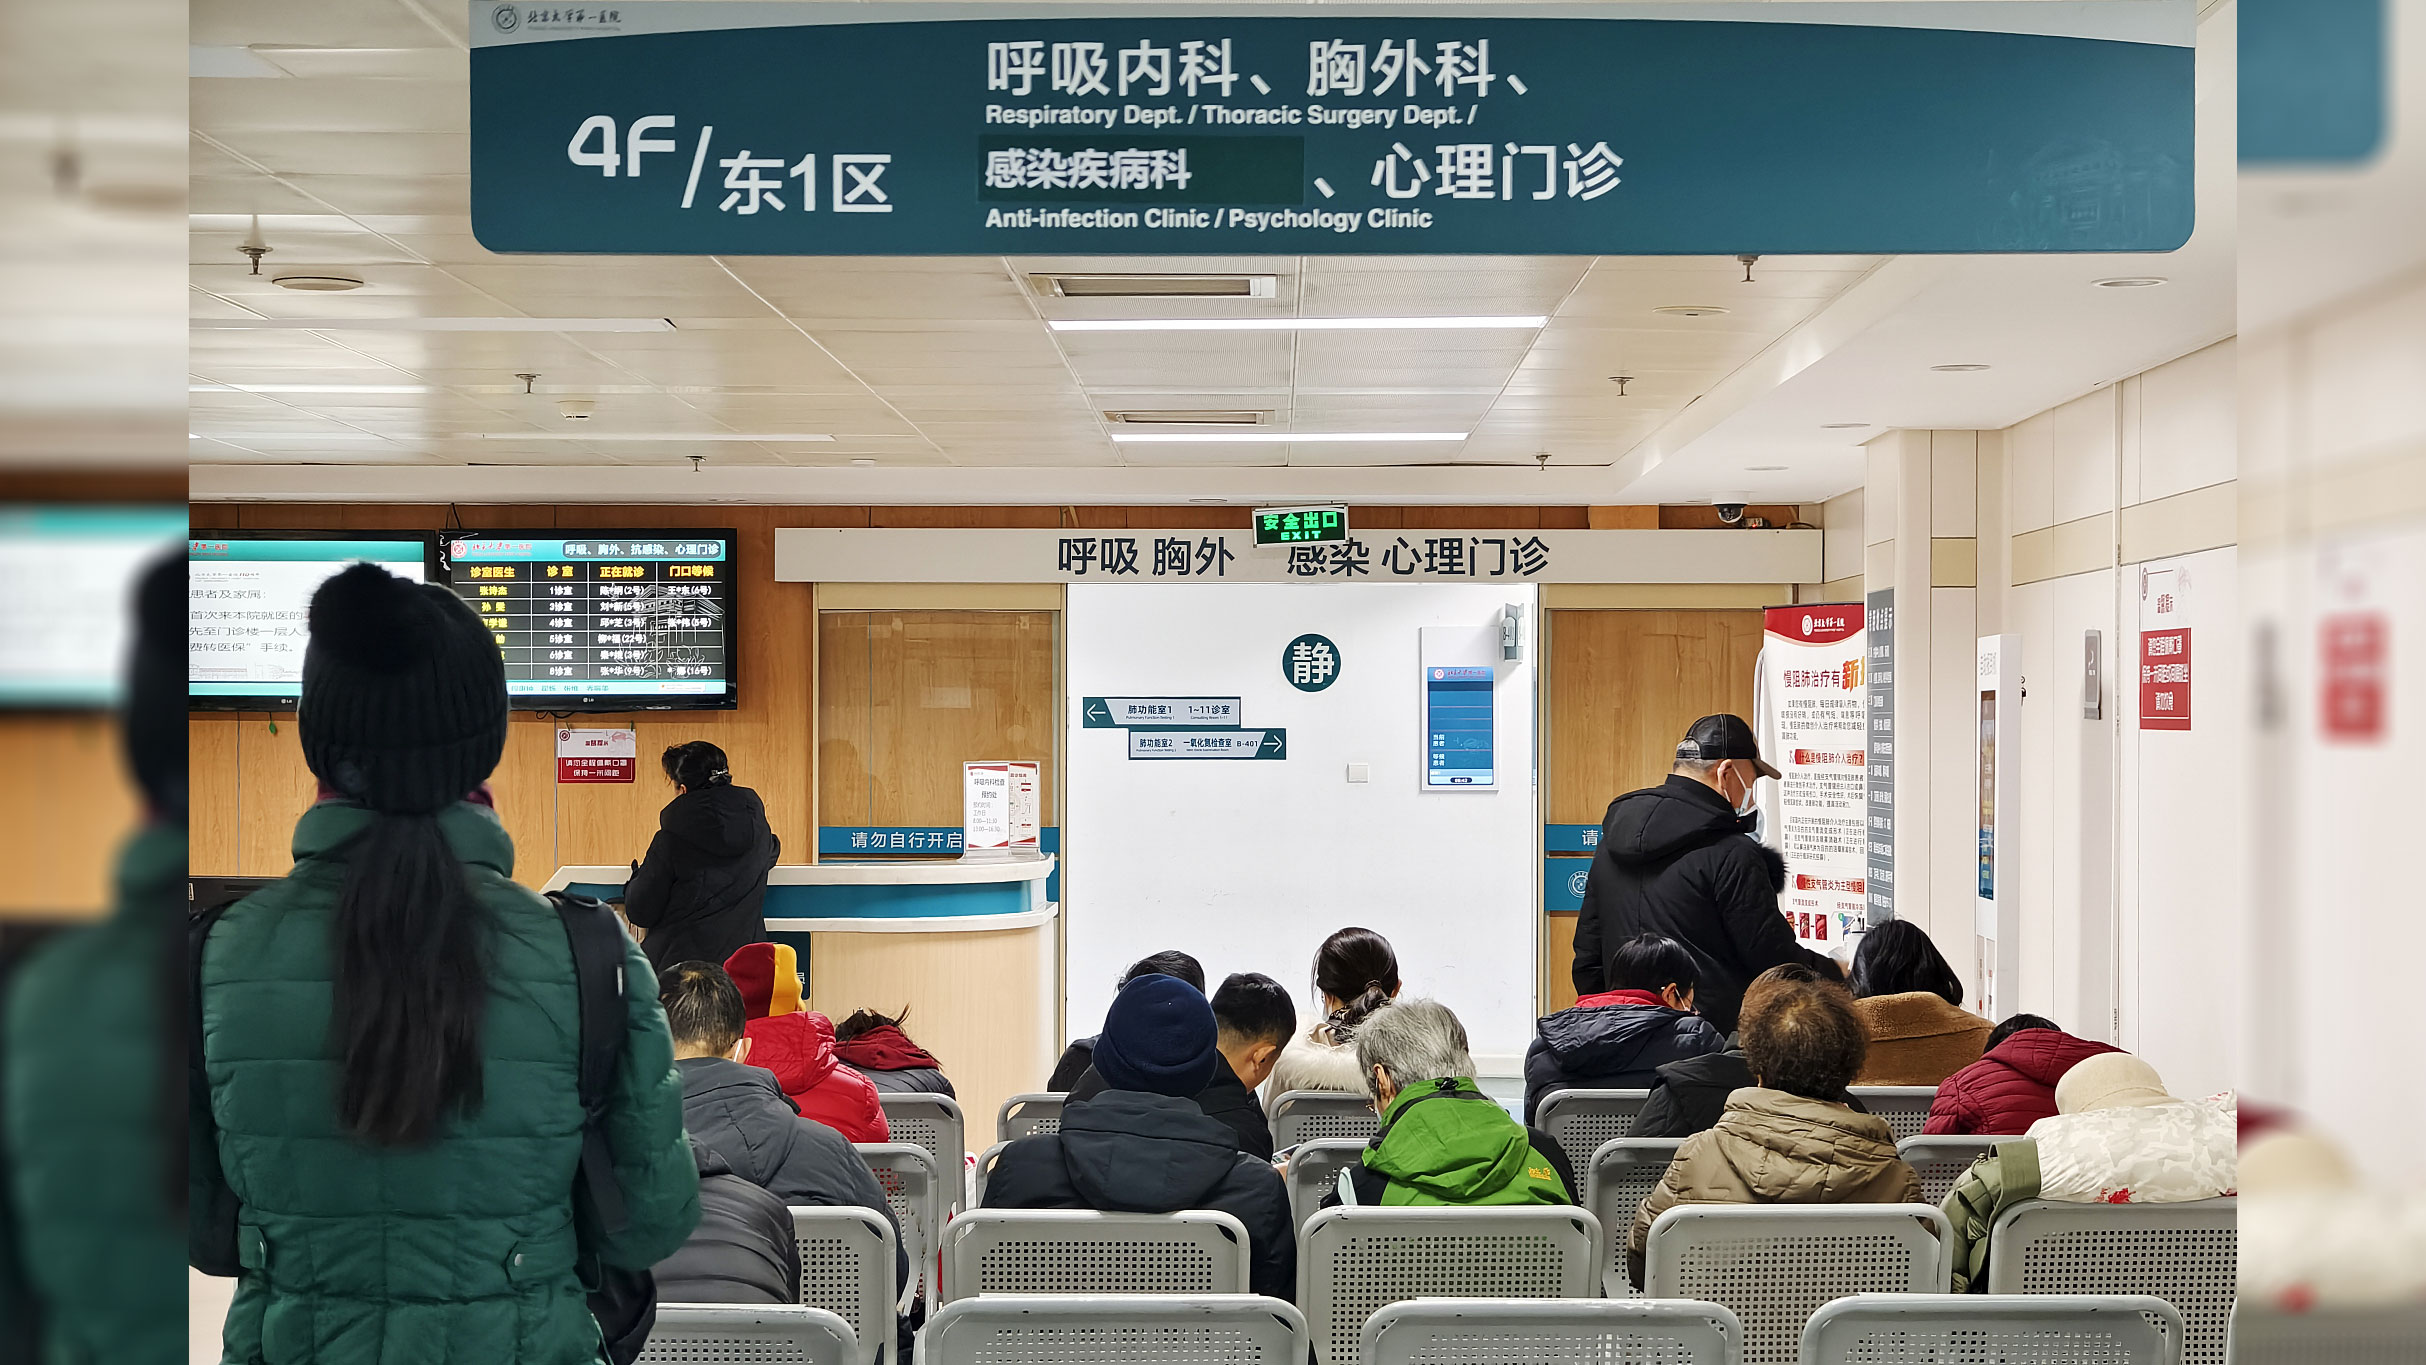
[556,727,637,783]
[2139,628,2192,730]
[2320,613,2387,742]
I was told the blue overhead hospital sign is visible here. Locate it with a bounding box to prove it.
[470,2,2195,255]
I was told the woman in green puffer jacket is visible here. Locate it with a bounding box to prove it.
[189,564,698,1364]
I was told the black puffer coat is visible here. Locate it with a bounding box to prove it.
[625,782,779,971]
[1570,775,1832,1033]
[1522,995,1728,1123]
[981,1090,1294,1301]
[1069,1053,1274,1160]
[654,1138,800,1304]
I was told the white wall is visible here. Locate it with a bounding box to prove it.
[1064,582,1540,1069]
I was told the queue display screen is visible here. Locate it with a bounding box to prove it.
[0,506,187,707]
[441,531,736,711]
[189,532,435,710]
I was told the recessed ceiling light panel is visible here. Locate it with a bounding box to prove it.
[1652,305,1731,317]
[271,273,365,292]
[1111,431,1465,444]
[2091,276,2168,288]
[1049,315,1544,333]
[1819,422,1870,429]
[1930,363,1992,372]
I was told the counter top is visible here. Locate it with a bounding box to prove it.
[542,854,1057,932]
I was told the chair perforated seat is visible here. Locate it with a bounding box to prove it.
[1282,1139,1367,1230]
[995,1093,1064,1143]
[877,1094,966,1211]
[1987,1198,2237,1365]
[1298,1205,1601,1365]
[2230,1303,2426,1365]
[1801,1293,2183,1365]
[1270,1090,1381,1149]
[914,1293,1307,1365]
[1363,1296,1741,1365]
[1845,1088,1938,1142]
[1645,1203,1952,1365]
[1537,1088,1653,1179]
[1582,1137,1685,1297]
[1896,1134,2001,1206]
[855,1143,942,1305]
[788,1206,897,1365]
[939,1209,1251,1304]
[639,1304,857,1365]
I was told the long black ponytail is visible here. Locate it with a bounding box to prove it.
[331,812,492,1145]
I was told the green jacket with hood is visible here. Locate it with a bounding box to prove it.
[190,801,699,1365]
[1340,1078,1574,1208]
[1943,1139,2041,1292]
[5,822,188,1365]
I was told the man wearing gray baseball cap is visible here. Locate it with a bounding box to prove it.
[1570,714,1835,1034]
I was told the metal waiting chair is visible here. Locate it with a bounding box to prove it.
[2230,1301,2426,1364]
[914,1294,1307,1365]
[853,1143,942,1306]
[1846,1086,1938,1141]
[1535,1087,1653,1179]
[1803,1294,2183,1365]
[1269,1089,1381,1150]
[876,1094,966,1212]
[1897,1133,2002,1204]
[1365,1297,1742,1365]
[970,1141,1009,1207]
[1282,1138,1367,1230]
[1581,1136,1685,1297]
[1988,1198,2238,1365]
[639,1305,857,1365]
[938,1208,1251,1305]
[788,1207,897,1365]
[1297,1205,1602,1365]
[1644,1203,1953,1365]
[996,1092,1065,1143]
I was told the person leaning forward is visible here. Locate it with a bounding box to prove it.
[1571,714,1836,1035]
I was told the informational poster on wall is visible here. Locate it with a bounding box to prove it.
[1863,588,1896,927]
[2138,561,2194,731]
[963,761,1041,854]
[1753,604,1867,950]
[555,727,637,783]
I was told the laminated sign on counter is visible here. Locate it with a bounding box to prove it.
[1754,605,1868,950]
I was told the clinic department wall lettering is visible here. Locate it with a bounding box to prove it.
[471,4,2193,254]
[772,527,1821,585]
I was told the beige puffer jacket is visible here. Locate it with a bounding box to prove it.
[1627,1087,1922,1285]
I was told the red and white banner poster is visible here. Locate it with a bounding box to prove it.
[556,727,637,783]
[1754,604,1869,951]
[2318,544,2392,745]
[2139,563,2194,731]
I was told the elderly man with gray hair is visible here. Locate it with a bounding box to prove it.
[1320,998,1578,1208]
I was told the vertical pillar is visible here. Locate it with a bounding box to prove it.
[1863,430,1982,977]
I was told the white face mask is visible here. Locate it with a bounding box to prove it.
[1726,766,1759,817]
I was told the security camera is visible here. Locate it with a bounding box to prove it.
[1713,502,1747,525]
[557,399,596,421]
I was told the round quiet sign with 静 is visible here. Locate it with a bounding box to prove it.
[1283,633,1341,692]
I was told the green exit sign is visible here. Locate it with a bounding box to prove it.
[1254,505,1349,547]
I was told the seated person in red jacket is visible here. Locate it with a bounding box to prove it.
[722,941,889,1144]
[1923,1012,2123,1136]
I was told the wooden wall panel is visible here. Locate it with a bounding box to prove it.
[490,719,560,883]
[808,923,1052,1144]
[233,715,316,875]
[0,715,137,915]
[189,713,242,876]
[821,611,1056,829]
[1542,607,1763,1011]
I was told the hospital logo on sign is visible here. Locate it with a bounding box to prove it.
[1567,868,1590,899]
[1283,633,1342,692]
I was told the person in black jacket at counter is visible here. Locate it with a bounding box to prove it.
[1570,715,1836,1035]
[626,741,780,971]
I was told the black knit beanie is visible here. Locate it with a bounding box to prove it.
[124,552,186,817]
[300,562,508,814]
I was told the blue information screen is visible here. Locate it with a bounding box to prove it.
[1424,665,1495,788]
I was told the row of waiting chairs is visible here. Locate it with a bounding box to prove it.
[642,1292,2219,1365]
[785,1194,2236,1365]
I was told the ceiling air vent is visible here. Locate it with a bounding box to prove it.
[1031,272,1278,299]
[1104,409,1271,426]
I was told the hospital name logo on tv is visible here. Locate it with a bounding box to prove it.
[494,5,626,35]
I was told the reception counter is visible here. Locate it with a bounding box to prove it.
[544,855,1057,1133]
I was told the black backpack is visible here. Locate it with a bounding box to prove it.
[187,889,657,1363]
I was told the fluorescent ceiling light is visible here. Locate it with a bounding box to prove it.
[192,382,431,394]
[191,317,676,332]
[455,432,834,442]
[1050,315,1545,333]
[1111,431,1466,444]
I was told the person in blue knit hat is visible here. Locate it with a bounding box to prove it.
[981,974,1295,1300]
